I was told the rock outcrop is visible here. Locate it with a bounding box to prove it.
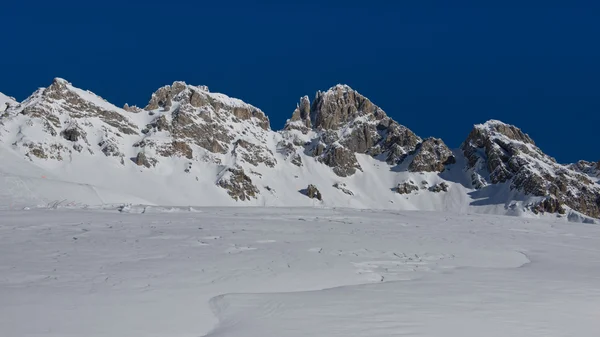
[408,138,455,172]
[304,184,322,201]
[570,160,600,181]
[284,84,423,176]
[397,181,419,194]
[217,167,260,201]
[138,82,276,169]
[428,182,449,193]
[462,120,600,218]
[333,182,354,195]
[1,79,598,219]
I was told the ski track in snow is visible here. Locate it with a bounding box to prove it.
[1,207,600,337]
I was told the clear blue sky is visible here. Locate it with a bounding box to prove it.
[1,1,598,163]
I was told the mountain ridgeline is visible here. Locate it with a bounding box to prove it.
[0,79,598,221]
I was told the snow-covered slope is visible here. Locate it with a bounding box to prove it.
[0,92,17,111]
[2,207,599,336]
[0,79,598,221]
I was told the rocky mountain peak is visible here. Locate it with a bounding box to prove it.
[463,119,600,219]
[144,81,269,130]
[283,85,454,177]
[474,119,535,145]
[310,84,387,130]
[570,160,600,181]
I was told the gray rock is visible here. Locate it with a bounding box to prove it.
[134,152,157,168]
[428,182,449,193]
[283,85,422,176]
[217,167,260,201]
[397,181,419,194]
[61,128,81,142]
[409,138,455,172]
[304,184,322,201]
[462,120,600,218]
[317,145,362,177]
[333,182,354,196]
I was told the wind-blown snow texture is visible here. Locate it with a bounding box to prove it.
[0,78,599,221]
[1,207,599,336]
[1,80,599,336]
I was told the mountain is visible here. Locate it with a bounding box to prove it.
[0,92,17,111]
[0,79,598,222]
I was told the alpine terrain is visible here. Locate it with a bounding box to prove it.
[0,78,598,222]
[2,79,600,337]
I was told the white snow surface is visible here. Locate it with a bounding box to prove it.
[1,207,599,336]
[0,92,17,109]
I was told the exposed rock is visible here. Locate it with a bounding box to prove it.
[61,127,82,142]
[140,82,272,161]
[123,103,143,113]
[98,139,123,157]
[217,167,260,201]
[317,145,362,177]
[533,196,566,215]
[28,145,47,159]
[134,152,157,168]
[429,182,449,193]
[277,141,303,167]
[39,78,139,135]
[304,184,322,201]
[286,95,312,131]
[408,138,455,172]
[333,182,354,196]
[462,120,600,218]
[157,141,193,159]
[310,84,385,130]
[397,181,419,194]
[144,82,270,130]
[570,160,600,180]
[284,84,421,177]
[233,139,276,167]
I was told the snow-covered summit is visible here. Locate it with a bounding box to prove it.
[472,119,535,145]
[0,92,17,111]
[463,119,600,218]
[0,79,598,221]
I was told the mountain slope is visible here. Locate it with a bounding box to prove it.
[0,92,17,111]
[0,79,598,221]
[462,120,600,218]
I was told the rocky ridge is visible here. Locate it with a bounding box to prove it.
[462,120,600,218]
[284,84,454,176]
[0,80,598,220]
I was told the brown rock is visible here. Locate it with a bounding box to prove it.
[217,167,260,201]
[409,138,455,172]
[397,181,419,194]
[305,184,322,200]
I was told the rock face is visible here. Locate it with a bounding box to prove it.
[428,182,449,193]
[1,79,599,219]
[284,84,426,177]
[409,138,455,172]
[462,120,600,218]
[333,182,354,196]
[134,152,157,168]
[139,82,275,168]
[0,78,139,162]
[217,167,259,201]
[397,181,419,194]
[570,160,600,181]
[304,184,322,201]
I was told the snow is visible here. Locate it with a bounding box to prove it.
[1,207,599,336]
[0,78,597,222]
[0,92,17,109]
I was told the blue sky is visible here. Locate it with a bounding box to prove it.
[1,0,598,163]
